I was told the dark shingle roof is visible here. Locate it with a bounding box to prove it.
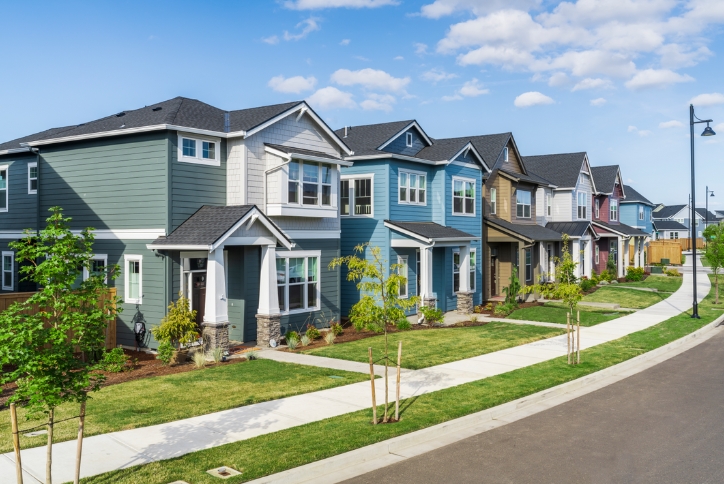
[385,220,476,241]
[485,218,562,242]
[621,185,654,206]
[0,126,78,151]
[499,168,555,187]
[335,120,414,157]
[432,133,511,168]
[523,152,587,189]
[695,207,717,221]
[265,143,340,160]
[716,210,724,219]
[545,221,591,238]
[653,204,687,219]
[414,137,471,162]
[590,165,619,194]
[653,220,688,231]
[592,220,648,237]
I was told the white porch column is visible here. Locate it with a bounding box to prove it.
[204,247,228,324]
[583,240,592,279]
[634,238,641,268]
[420,246,435,307]
[257,244,280,315]
[539,242,547,282]
[572,239,581,279]
[459,245,470,292]
[618,237,625,278]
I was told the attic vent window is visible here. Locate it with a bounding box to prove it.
[406,132,413,147]
[503,147,509,162]
[152,107,162,111]
[116,112,126,117]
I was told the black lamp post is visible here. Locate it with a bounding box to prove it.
[706,186,715,233]
[689,104,716,319]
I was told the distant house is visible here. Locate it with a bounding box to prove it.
[653,220,688,240]
[653,204,716,238]
[620,184,655,236]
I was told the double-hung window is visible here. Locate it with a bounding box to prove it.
[595,199,600,219]
[276,253,320,313]
[525,248,532,281]
[341,176,373,216]
[0,165,7,212]
[124,255,142,304]
[406,132,413,147]
[452,249,476,292]
[577,192,587,219]
[516,189,531,218]
[397,255,408,298]
[83,254,108,282]
[639,206,644,220]
[595,245,600,264]
[610,198,618,221]
[453,177,475,215]
[546,193,552,216]
[288,161,333,207]
[399,171,426,205]
[28,162,38,194]
[178,135,219,166]
[490,188,497,214]
[2,251,13,290]
[670,232,679,240]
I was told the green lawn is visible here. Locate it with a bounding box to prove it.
[301,322,564,370]
[83,275,724,484]
[702,256,710,267]
[618,275,683,292]
[508,304,627,327]
[582,286,667,309]
[0,359,368,454]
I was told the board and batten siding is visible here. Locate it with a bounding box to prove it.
[0,153,39,231]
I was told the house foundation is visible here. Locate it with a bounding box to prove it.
[202,322,229,352]
[457,291,474,314]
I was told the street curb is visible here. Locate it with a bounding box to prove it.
[246,313,724,484]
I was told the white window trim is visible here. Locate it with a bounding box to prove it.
[275,251,321,315]
[398,169,427,206]
[340,173,375,217]
[0,164,8,213]
[595,199,600,219]
[516,189,532,219]
[287,160,336,208]
[406,132,413,147]
[503,147,509,162]
[177,134,221,167]
[452,248,476,292]
[83,254,108,282]
[452,176,476,217]
[639,206,644,220]
[525,248,532,281]
[2,251,13,290]
[490,187,497,214]
[397,255,409,299]
[28,162,37,195]
[546,192,551,217]
[610,198,618,221]
[577,192,587,220]
[124,254,143,304]
[595,245,600,264]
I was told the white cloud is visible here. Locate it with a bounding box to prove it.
[628,125,638,132]
[571,78,612,91]
[360,93,396,112]
[331,68,410,92]
[394,56,404,60]
[442,94,463,101]
[283,18,321,41]
[625,69,694,90]
[285,0,398,9]
[548,72,569,87]
[659,44,711,69]
[268,75,318,94]
[414,43,428,55]
[262,35,279,45]
[306,87,356,109]
[689,93,724,107]
[420,0,540,19]
[459,78,489,96]
[340,39,351,46]
[659,120,684,129]
[514,91,554,107]
[590,97,606,106]
[421,68,458,83]
[715,123,724,133]
[638,130,652,137]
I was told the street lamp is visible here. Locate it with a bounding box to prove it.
[706,186,715,229]
[689,104,716,319]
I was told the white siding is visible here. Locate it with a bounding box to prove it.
[535,187,553,226]
[226,138,246,205]
[551,190,572,222]
[572,172,592,221]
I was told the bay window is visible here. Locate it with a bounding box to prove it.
[453,177,475,215]
[516,189,531,218]
[276,254,320,313]
[399,170,426,205]
[288,161,333,207]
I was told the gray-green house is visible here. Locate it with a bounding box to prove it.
[0,97,352,349]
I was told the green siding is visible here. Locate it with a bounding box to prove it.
[0,153,38,231]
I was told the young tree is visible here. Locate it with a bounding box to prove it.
[330,243,418,423]
[0,207,121,484]
[704,224,724,304]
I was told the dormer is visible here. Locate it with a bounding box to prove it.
[377,121,432,157]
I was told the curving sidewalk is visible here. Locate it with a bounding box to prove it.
[1,260,710,483]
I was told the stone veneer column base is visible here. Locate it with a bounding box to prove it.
[256,313,281,348]
[202,322,229,352]
[456,292,474,314]
[417,297,438,320]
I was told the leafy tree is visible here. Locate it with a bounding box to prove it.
[330,243,418,423]
[502,266,521,306]
[523,234,582,315]
[704,224,724,304]
[0,207,121,483]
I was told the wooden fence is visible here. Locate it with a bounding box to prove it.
[677,238,705,251]
[0,288,117,349]
[647,240,683,265]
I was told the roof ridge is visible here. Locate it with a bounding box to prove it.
[335,119,414,131]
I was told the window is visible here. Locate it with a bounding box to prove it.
[516,189,531,218]
[406,132,413,147]
[470,249,476,291]
[0,165,7,212]
[2,252,13,290]
[490,188,497,214]
[595,199,600,219]
[669,232,679,240]
[453,249,476,292]
[503,147,509,162]
[182,138,196,157]
[610,199,618,221]
[399,170,426,205]
[124,255,142,304]
[595,245,600,264]
[577,192,587,219]
[397,255,408,298]
[288,161,333,207]
[276,253,320,313]
[453,177,475,215]
[639,206,644,220]
[341,176,374,216]
[546,193,552,216]
[525,248,532,281]
[178,135,219,166]
[202,141,215,160]
[340,180,350,215]
[28,162,38,194]
[83,254,108,282]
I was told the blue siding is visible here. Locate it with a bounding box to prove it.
[389,161,433,222]
[445,163,483,237]
[620,203,653,235]
[383,128,427,157]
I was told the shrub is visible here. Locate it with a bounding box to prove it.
[502,267,522,305]
[193,350,206,369]
[606,254,617,274]
[300,335,311,346]
[396,318,412,330]
[306,324,321,340]
[324,331,336,345]
[485,302,494,311]
[580,278,596,292]
[286,335,299,350]
[152,292,198,349]
[211,347,224,363]
[157,341,175,366]
[330,323,344,336]
[493,302,516,317]
[101,347,130,373]
[245,350,258,361]
[285,330,300,341]
[625,266,645,282]
[681,255,686,265]
[665,268,682,277]
[470,315,478,324]
[420,306,444,325]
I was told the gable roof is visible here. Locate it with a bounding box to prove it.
[653,204,687,219]
[335,120,415,157]
[498,167,556,187]
[545,221,591,238]
[592,220,649,237]
[653,220,688,231]
[523,152,588,189]
[695,207,717,221]
[621,185,654,206]
[590,165,622,195]
[485,217,562,243]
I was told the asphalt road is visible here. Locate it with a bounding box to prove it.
[343,328,724,484]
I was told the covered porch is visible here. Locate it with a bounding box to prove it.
[592,221,649,278]
[545,221,595,280]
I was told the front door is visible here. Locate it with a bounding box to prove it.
[192,272,206,326]
[490,255,497,296]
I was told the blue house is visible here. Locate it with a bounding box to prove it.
[620,184,655,236]
[334,121,490,316]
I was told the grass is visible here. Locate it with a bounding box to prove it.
[0,359,368,454]
[508,304,628,327]
[83,275,724,484]
[582,286,667,309]
[618,275,683,293]
[702,256,710,267]
[301,322,564,370]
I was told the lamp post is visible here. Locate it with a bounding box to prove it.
[706,186,715,235]
[689,104,716,318]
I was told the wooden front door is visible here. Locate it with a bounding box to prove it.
[490,255,497,296]
[192,272,207,326]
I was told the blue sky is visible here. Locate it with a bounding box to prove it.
[1,0,723,208]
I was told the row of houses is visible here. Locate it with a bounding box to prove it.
[0,97,657,349]
[650,203,720,240]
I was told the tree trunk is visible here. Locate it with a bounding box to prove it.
[10,403,23,484]
[74,401,86,484]
[368,347,377,425]
[716,273,719,305]
[46,409,54,484]
[383,329,389,422]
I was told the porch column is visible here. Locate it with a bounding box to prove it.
[583,240,592,279]
[203,247,229,351]
[257,244,281,347]
[572,239,581,279]
[419,246,436,309]
[634,238,641,268]
[457,245,473,314]
[618,237,625,278]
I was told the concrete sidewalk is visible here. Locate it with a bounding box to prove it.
[2,259,710,483]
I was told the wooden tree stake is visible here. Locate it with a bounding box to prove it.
[368,347,377,425]
[567,312,571,365]
[577,310,581,365]
[46,408,54,484]
[395,341,402,422]
[10,403,23,484]
[74,401,86,484]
